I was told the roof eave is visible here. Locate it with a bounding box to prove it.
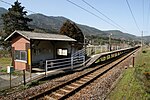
[4,30,30,41]
[30,37,76,42]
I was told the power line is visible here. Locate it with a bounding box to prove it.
[143,0,144,30]
[147,0,150,32]
[125,0,141,33]
[0,0,36,14]
[66,0,123,30]
[81,0,128,32]
[0,0,12,5]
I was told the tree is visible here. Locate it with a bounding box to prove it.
[60,20,84,49]
[2,0,33,39]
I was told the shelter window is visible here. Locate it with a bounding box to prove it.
[15,50,27,62]
[57,49,68,56]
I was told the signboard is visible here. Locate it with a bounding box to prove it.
[7,66,14,73]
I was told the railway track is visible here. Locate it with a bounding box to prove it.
[28,47,138,100]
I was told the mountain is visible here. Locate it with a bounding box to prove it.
[28,14,66,32]
[0,7,7,15]
[104,30,139,41]
[0,7,149,43]
[28,13,106,36]
[0,7,7,31]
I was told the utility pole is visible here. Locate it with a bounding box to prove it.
[109,33,112,51]
[83,34,86,67]
[141,31,143,49]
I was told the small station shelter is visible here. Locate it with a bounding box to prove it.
[5,30,77,71]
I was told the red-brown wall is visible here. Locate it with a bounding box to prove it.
[12,35,30,70]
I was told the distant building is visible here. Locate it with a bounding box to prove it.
[5,30,77,71]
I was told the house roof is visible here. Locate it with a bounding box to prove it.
[5,30,76,42]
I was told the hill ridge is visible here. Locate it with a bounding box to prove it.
[0,7,149,42]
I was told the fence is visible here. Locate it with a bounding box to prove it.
[45,49,85,72]
[86,45,108,56]
[86,44,128,56]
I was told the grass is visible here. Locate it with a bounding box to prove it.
[107,47,150,100]
[0,57,12,73]
[0,57,12,67]
[107,68,147,100]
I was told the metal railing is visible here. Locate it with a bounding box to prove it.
[71,48,85,57]
[45,49,85,72]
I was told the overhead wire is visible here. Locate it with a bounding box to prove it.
[0,0,143,35]
[125,0,141,33]
[143,0,144,31]
[81,0,128,32]
[146,0,150,33]
[0,0,36,14]
[66,0,124,30]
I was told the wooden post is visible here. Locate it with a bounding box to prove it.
[23,70,26,85]
[133,54,135,67]
[10,72,11,88]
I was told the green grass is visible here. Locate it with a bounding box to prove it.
[0,57,12,73]
[0,57,12,67]
[107,47,150,100]
[107,68,147,100]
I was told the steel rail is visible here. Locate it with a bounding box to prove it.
[28,47,139,100]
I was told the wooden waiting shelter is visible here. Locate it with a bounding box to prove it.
[5,30,77,71]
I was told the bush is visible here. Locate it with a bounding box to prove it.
[135,66,150,94]
[142,50,147,53]
[144,72,150,80]
[0,69,7,73]
[28,80,39,87]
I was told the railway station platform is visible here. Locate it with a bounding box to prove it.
[25,46,139,84]
[25,54,100,83]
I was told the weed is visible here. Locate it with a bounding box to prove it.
[27,80,39,87]
[142,50,147,53]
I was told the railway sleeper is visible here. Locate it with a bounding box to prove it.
[52,92,64,97]
[83,76,93,79]
[77,80,86,84]
[87,74,95,77]
[66,85,76,89]
[44,95,57,100]
[60,88,71,93]
[80,78,89,81]
[71,83,81,87]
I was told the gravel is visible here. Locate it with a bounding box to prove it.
[0,51,137,100]
[0,66,94,100]
[67,54,134,100]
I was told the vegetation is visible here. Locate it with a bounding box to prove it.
[0,7,148,46]
[0,57,11,74]
[1,1,32,49]
[86,35,140,46]
[60,20,84,49]
[2,0,32,37]
[107,47,150,99]
[0,57,11,67]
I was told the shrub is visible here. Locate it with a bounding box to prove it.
[28,80,39,87]
[142,50,147,53]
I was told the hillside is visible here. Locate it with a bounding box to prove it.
[0,7,7,31]
[104,30,139,41]
[0,7,149,43]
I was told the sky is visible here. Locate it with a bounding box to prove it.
[0,0,150,36]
